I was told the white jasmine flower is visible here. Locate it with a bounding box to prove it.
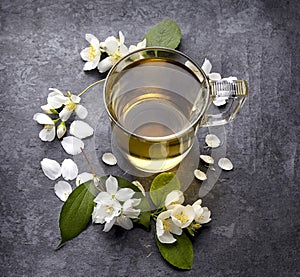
[192,199,211,224]
[156,210,182,244]
[47,88,69,109]
[61,136,84,155]
[40,158,61,180]
[128,39,147,52]
[165,190,184,210]
[98,31,129,73]
[69,120,94,139]
[61,159,78,180]
[59,93,88,122]
[33,113,56,142]
[94,175,135,204]
[54,180,72,201]
[171,205,195,229]
[80,34,101,71]
[56,121,66,139]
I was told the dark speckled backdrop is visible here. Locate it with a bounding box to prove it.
[0,0,299,276]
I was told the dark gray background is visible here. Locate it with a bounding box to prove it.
[1,0,299,276]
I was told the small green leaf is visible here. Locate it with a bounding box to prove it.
[156,232,194,270]
[143,19,181,49]
[150,172,180,208]
[136,197,151,231]
[58,180,96,248]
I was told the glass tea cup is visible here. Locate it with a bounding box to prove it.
[103,47,248,173]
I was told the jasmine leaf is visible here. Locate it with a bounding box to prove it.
[156,232,194,270]
[150,172,180,208]
[143,19,181,49]
[57,180,96,248]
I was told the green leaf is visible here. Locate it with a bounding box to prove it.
[150,172,180,208]
[143,19,181,49]
[58,180,96,248]
[136,197,151,231]
[156,232,194,270]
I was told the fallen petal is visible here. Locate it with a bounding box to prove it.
[61,136,84,155]
[70,120,94,139]
[39,127,56,142]
[54,180,72,201]
[194,169,207,181]
[76,172,94,186]
[61,159,79,180]
[218,158,234,170]
[205,134,221,148]
[200,155,214,165]
[40,158,61,180]
[102,152,117,165]
[75,105,88,119]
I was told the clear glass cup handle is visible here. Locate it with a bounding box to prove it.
[200,80,248,127]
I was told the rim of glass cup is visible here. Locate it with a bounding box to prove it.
[103,46,210,141]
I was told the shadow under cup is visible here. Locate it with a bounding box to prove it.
[103,48,210,173]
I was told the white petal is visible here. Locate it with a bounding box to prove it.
[137,39,146,48]
[56,122,66,139]
[132,180,145,196]
[158,232,176,244]
[39,127,56,142]
[201,58,212,75]
[194,169,207,181]
[97,56,115,73]
[61,159,78,180]
[208,72,222,80]
[54,181,72,201]
[71,94,81,104]
[105,175,118,195]
[119,44,129,57]
[129,45,137,53]
[115,188,135,202]
[83,59,100,71]
[165,190,184,209]
[61,136,84,155]
[222,76,237,81]
[200,155,214,164]
[75,105,88,119]
[40,158,61,180]
[115,215,133,230]
[33,113,54,125]
[218,158,233,170]
[80,47,91,61]
[41,104,55,114]
[76,172,94,186]
[69,120,94,139]
[205,134,221,148]
[59,107,72,122]
[94,191,113,204]
[213,97,228,106]
[104,37,118,54]
[103,217,116,232]
[47,89,68,109]
[118,31,125,44]
[102,152,117,165]
[85,34,100,47]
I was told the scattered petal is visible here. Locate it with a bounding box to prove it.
[205,134,221,148]
[61,136,84,155]
[54,181,72,201]
[39,126,56,142]
[75,105,88,119]
[76,172,94,186]
[69,120,94,139]
[102,152,117,165]
[200,155,214,165]
[218,158,233,171]
[61,159,79,180]
[40,158,61,180]
[194,169,207,181]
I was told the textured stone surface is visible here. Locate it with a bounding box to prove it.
[1,0,299,276]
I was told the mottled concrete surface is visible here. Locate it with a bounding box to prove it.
[1,0,299,276]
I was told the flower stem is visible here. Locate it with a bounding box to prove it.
[77,79,106,97]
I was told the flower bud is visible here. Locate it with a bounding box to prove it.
[57,121,67,139]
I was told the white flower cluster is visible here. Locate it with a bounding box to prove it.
[80,32,146,73]
[33,88,94,155]
[92,176,141,232]
[156,190,211,244]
